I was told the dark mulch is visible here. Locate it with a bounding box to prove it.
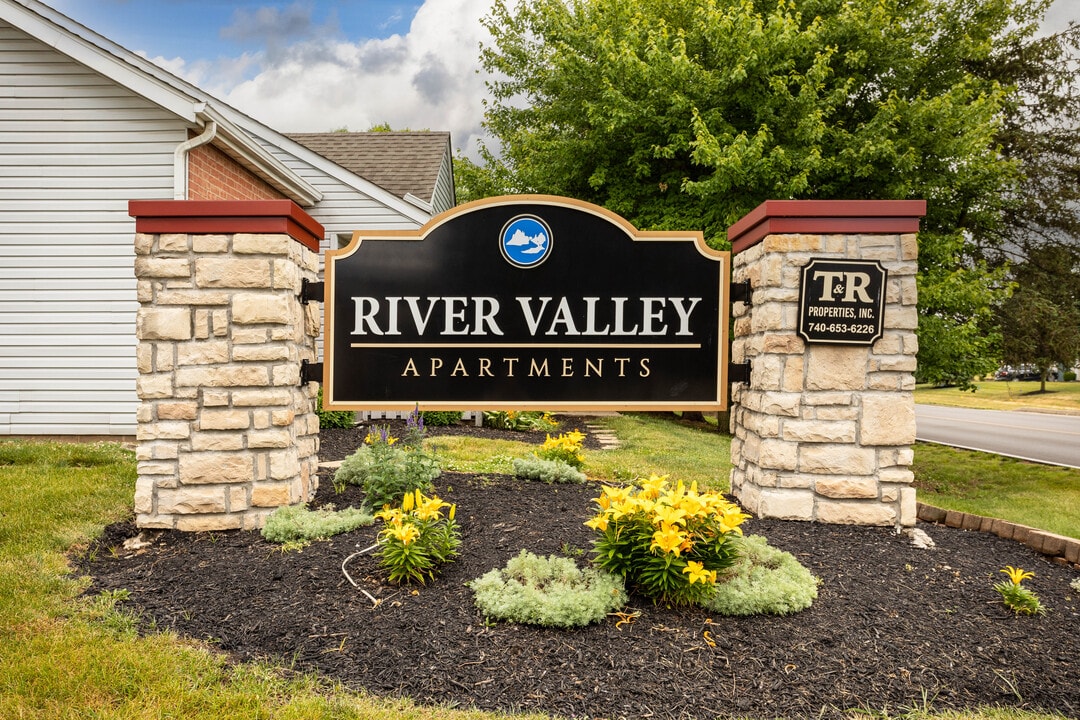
[79,420,1080,719]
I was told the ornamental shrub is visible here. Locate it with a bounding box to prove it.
[483,410,560,432]
[535,430,586,469]
[705,534,818,616]
[316,387,354,429]
[1064,371,1077,382]
[419,410,463,426]
[512,456,586,484]
[261,504,373,543]
[469,549,627,628]
[334,425,440,511]
[587,475,750,606]
[375,489,460,584]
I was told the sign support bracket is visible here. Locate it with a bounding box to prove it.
[300,360,323,385]
[728,361,751,385]
[300,279,324,305]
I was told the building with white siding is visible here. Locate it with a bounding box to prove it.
[0,0,455,437]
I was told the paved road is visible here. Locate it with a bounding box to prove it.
[915,404,1080,469]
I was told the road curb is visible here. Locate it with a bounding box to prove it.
[918,502,1080,570]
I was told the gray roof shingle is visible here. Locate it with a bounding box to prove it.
[286,131,450,204]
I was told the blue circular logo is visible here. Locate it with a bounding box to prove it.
[500,215,552,268]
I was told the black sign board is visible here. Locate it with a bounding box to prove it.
[798,258,887,345]
[322,196,730,411]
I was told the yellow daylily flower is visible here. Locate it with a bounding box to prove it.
[585,515,609,532]
[1001,566,1035,585]
[650,522,688,556]
[683,561,717,585]
[678,493,709,519]
[382,521,420,546]
[401,490,415,512]
[375,506,403,525]
[653,504,688,527]
[661,479,689,507]
[601,485,633,503]
[413,491,450,521]
[638,474,668,499]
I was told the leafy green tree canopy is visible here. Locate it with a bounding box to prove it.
[465,0,1064,386]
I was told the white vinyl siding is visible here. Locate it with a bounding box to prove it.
[258,141,426,240]
[0,21,183,436]
[431,148,455,214]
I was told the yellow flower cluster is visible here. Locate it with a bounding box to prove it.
[364,428,398,446]
[585,475,750,557]
[376,489,455,546]
[541,430,585,454]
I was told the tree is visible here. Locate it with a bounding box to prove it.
[998,245,1080,391]
[977,20,1080,265]
[468,0,1064,385]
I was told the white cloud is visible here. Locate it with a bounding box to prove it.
[155,0,495,158]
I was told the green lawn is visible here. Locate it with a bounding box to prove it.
[0,430,1070,720]
[0,440,545,720]
[913,442,1080,539]
[432,412,731,490]
[915,380,1080,414]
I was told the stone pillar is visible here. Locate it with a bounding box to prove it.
[128,200,324,531]
[727,200,925,527]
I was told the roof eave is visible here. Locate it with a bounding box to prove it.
[221,113,435,224]
[4,0,321,207]
[201,108,322,207]
[1,0,200,122]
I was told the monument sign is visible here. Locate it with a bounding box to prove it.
[321,196,731,411]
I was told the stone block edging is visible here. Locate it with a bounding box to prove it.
[917,502,1080,569]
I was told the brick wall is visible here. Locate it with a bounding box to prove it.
[187,142,284,202]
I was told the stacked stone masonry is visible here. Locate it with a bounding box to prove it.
[730,232,919,527]
[133,230,321,531]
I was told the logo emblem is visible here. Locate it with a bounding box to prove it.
[500,215,552,268]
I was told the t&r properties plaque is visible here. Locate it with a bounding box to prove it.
[798,258,887,345]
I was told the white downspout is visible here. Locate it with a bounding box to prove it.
[173,119,218,200]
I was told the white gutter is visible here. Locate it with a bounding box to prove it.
[404,193,434,214]
[173,114,218,200]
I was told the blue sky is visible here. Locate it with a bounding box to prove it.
[44,0,1080,160]
[49,0,495,156]
[51,1,419,64]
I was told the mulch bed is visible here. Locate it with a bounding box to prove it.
[79,418,1080,719]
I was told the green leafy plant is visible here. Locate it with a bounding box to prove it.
[419,410,463,426]
[402,405,427,448]
[316,387,355,429]
[511,456,586,484]
[375,489,460,584]
[1070,577,1080,594]
[469,549,627,628]
[587,475,749,606]
[704,535,818,616]
[534,429,585,469]
[261,504,373,543]
[333,425,441,511]
[993,566,1046,616]
[483,410,560,432]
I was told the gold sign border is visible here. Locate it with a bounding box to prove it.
[322,195,731,412]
